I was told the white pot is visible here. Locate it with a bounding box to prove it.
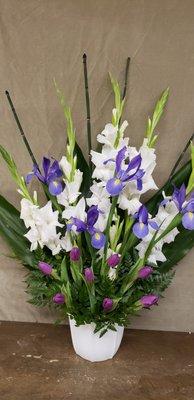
[69,317,124,362]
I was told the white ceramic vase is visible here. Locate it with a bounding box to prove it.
[69,317,124,362]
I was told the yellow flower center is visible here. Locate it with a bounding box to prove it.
[114,178,121,186]
[95,233,100,240]
[188,212,193,220]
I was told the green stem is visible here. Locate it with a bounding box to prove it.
[83,54,92,170]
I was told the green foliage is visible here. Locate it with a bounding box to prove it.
[187,142,194,194]
[146,87,169,147]
[0,145,35,203]
[74,142,92,196]
[0,193,37,267]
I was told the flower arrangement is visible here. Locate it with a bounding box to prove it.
[1,56,194,340]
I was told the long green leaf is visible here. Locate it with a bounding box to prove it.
[0,194,36,267]
[74,142,92,195]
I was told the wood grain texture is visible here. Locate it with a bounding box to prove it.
[0,321,194,400]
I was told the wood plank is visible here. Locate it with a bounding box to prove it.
[0,321,194,399]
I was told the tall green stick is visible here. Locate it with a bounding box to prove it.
[122,57,130,100]
[5,90,40,171]
[83,53,92,169]
[168,132,194,181]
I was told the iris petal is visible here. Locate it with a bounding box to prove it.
[106,178,124,196]
[182,212,194,230]
[48,180,63,195]
[133,222,149,239]
[91,232,106,249]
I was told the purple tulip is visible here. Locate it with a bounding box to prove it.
[26,157,64,196]
[105,146,144,196]
[53,293,65,304]
[70,247,81,262]
[38,261,52,275]
[138,266,153,279]
[102,298,113,312]
[84,267,94,283]
[140,294,159,308]
[107,253,120,268]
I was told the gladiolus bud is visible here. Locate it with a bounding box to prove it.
[140,294,159,308]
[70,247,81,262]
[53,293,65,304]
[102,297,113,311]
[84,267,94,283]
[138,266,153,279]
[38,261,52,275]
[107,253,120,268]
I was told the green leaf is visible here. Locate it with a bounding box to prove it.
[0,193,36,267]
[160,226,194,272]
[146,87,169,147]
[186,142,194,194]
[74,142,92,195]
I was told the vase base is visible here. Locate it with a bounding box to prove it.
[69,318,124,362]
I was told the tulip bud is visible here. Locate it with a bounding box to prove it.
[102,297,113,311]
[38,261,52,275]
[138,266,153,279]
[84,267,94,283]
[107,253,120,268]
[70,247,81,262]
[140,294,159,308]
[53,293,65,304]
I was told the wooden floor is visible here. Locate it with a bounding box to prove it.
[0,322,194,400]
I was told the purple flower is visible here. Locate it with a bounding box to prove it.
[172,184,186,211]
[26,157,64,196]
[105,146,144,196]
[38,261,52,275]
[132,205,158,239]
[140,294,159,308]
[91,231,106,249]
[107,253,120,267]
[53,293,65,304]
[182,199,194,230]
[70,247,81,262]
[84,267,94,283]
[102,298,113,312]
[138,266,153,279]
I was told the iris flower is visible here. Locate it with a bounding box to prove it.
[26,157,64,196]
[66,205,106,249]
[133,205,158,239]
[171,184,194,230]
[105,146,144,196]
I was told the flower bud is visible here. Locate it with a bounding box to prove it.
[138,266,153,279]
[38,261,52,275]
[107,253,120,268]
[102,297,113,311]
[84,267,94,283]
[140,294,159,308]
[70,247,81,262]
[53,293,65,304]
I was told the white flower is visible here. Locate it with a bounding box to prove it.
[118,189,142,215]
[87,183,111,213]
[97,121,128,148]
[20,199,39,228]
[62,197,86,221]
[57,170,83,207]
[108,267,117,281]
[59,156,72,178]
[60,231,73,252]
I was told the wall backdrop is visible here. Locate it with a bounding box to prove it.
[0,0,194,331]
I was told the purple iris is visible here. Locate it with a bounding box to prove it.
[171,185,194,230]
[182,197,194,230]
[26,157,64,196]
[132,205,158,239]
[67,206,106,250]
[105,146,144,196]
[172,184,186,211]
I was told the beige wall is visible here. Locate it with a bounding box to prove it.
[0,0,194,331]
